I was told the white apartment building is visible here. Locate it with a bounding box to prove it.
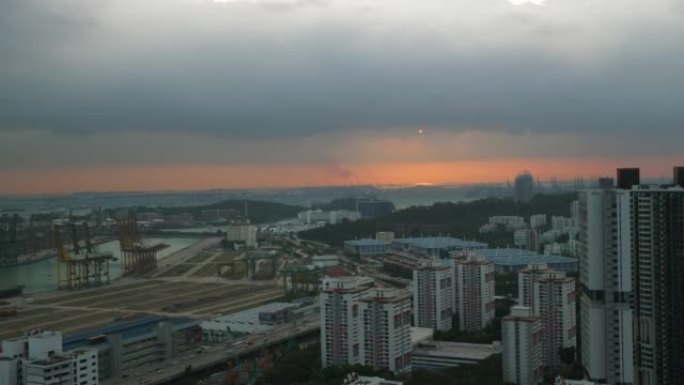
[530,214,547,229]
[579,167,684,385]
[320,277,374,368]
[519,264,577,366]
[225,219,257,245]
[0,331,98,385]
[359,289,412,374]
[514,229,541,253]
[502,307,544,385]
[298,210,361,225]
[534,272,576,366]
[488,216,527,230]
[579,186,634,385]
[518,263,551,310]
[454,255,495,331]
[569,200,580,228]
[412,260,454,332]
[551,216,575,233]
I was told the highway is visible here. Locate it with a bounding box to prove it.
[103,315,320,385]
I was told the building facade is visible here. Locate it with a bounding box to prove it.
[412,260,454,332]
[359,289,412,374]
[534,272,576,367]
[320,277,374,368]
[579,167,684,385]
[225,219,257,245]
[454,255,495,331]
[579,181,635,385]
[519,264,577,366]
[629,184,684,385]
[502,306,544,385]
[0,331,98,385]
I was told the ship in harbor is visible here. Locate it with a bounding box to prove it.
[1,214,56,267]
[0,285,24,299]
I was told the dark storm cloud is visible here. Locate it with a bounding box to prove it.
[1,0,684,140]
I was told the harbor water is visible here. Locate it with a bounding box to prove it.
[0,237,201,294]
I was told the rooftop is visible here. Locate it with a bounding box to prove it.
[463,248,537,258]
[29,354,72,367]
[410,327,434,346]
[63,316,196,349]
[344,239,391,247]
[393,237,487,250]
[413,341,500,361]
[485,254,578,266]
[201,302,297,334]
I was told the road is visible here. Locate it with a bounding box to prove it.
[154,237,223,277]
[103,315,320,385]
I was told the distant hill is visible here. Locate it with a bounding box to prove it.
[299,193,577,247]
[127,200,303,224]
[316,197,359,211]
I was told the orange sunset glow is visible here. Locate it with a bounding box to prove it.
[1,157,680,195]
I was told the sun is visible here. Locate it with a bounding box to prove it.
[509,0,546,5]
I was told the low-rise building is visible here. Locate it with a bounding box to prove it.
[0,331,99,385]
[344,239,391,257]
[529,214,547,229]
[62,316,201,381]
[298,210,362,225]
[225,219,257,245]
[201,302,300,341]
[412,341,500,370]
[488,216,527,230]
[464,249,578,274]
[392,237,487,258]
[312,255,340,268]
[375,232,395,242]
[551,216,575,232]
[343,374,403,385]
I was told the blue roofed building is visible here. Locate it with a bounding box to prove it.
[344,239,391,257]
[62,316,201,381]
[456,248,578,274]
[391,237,488,258]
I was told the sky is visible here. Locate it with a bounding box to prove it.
[1,0,684,194]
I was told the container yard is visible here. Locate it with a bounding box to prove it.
[0,279,283,341]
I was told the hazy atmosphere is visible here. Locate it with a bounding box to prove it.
[2,0,684,193]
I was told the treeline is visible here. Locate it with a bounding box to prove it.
[300,193,577,247]
[105,200,303,224]
[259,344,504,385]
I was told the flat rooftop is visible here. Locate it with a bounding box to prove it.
[201,302,297,334]
[344,239,391,247]
[465,248,537,258]
[393,237,487,250]
[485,254,577,266]
[413,341,500,361]
[411,327,434,346]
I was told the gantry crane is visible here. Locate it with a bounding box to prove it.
[117,212,157,275]
[54,224,75,290]
[281,265,323,294]
[54,223,113,290]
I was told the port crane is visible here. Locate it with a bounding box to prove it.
[117,212,157,275]
[54,223,114,290]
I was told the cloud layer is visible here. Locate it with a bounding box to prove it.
[1,0,684,192]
